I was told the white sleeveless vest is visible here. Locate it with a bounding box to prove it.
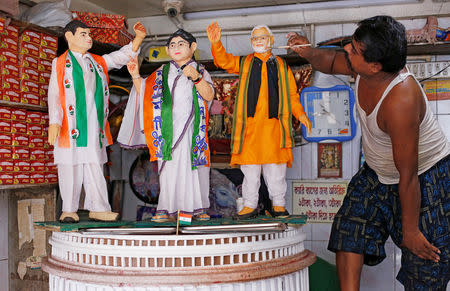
[355,71,450,184]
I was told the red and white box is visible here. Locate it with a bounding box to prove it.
[41,113,49,125]
[27,124,42,136]
[45,161,57,172]
[2,89,21,103]
[45,148,53,160]
[1,36,19,53]
[1,25,19,39]
[29,136,44,148]
[11,109,26,121]
[20,42,40,58]
[12,133,29,147]
[20,67,39,82]
[0,107,11,120]
[42,125,48,137]
[0,120,11,133]
[20,80,40,95]
[0,146,12,159]
[39,71,51,84]
[14,160,30,172]
[38,59,52,72]
[0,161,14,172]
[45,172,58,183]
[30,172,45,184]
[0,134,11,146]
[26,111,41,124]
[30,148,45,160]
[12,147,29,160]
[40,34,58,49]
[21,92,40,106]
[0,173,14,185]
[19,55,39,70]
[2,76,20,91]
[14,173,30,184]
[0,50,18,64]
[31,161,45,172]
[43,141,50,149]
[73,11,133,46]
[1,61,20,78]
[11,121,27,134]
[39,84,48,97]
[39,46,57,61]
[21,30,41,45]
[40,96,48,107]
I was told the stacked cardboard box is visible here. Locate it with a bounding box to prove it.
[0,20,58,108]
[73,11,133,46]
[0,18,58,185]
[0,107,57,185]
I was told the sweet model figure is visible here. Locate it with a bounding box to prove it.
[207,22,311,219]
[118,29,214,222]
[48,20,146,222]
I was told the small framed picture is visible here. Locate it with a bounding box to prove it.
[318,142,342,178]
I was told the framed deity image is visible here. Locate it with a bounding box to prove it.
[300,85,357,142]
[318,142,342,178]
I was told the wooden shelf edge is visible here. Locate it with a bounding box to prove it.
[0,183,57,190]
[0,100,48,112]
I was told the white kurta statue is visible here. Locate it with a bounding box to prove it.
[118,29,214,222]
[48,20,146,223]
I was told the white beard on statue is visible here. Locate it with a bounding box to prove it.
[252,43,271,54]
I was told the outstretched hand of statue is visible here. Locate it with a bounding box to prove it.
[133,22,147,40]
[207,21,221,44]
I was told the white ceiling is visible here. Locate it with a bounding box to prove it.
[67,0,332,18]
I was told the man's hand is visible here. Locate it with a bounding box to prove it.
[286,32,311,56]
[298,112,312,134]
[127,56,140,78]
[133,21,147,39]
[48,124,61,146]
[207,21,221,44]
[182,65,201,81]
[402,228,440,262]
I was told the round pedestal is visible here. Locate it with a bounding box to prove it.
[42,226,315,290]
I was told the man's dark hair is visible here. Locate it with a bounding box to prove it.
[63,20,89,42]
[353,15,406,73]
[166,29,196,46]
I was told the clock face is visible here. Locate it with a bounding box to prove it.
[301,85,356,142]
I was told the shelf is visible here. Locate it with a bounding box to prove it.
[0,100,47,112]
[407,42,450,56]
[0,183,57,190]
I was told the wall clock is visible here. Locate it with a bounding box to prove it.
[300,85,357,142]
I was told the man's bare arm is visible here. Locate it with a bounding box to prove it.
[381,80,440,262]
[287,32,354,76]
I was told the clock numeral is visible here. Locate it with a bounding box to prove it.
[345,120,350,126]
[344,99,348,105]
[328,129,332,135]
[344,110,349,116]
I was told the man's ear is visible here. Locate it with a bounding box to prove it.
[190,42,197,53]
[270,35,274,47]
[165,46,169,56]
[64,31,74,43]
[370,62,382,73]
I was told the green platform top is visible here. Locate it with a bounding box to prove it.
[34,215,307,232]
